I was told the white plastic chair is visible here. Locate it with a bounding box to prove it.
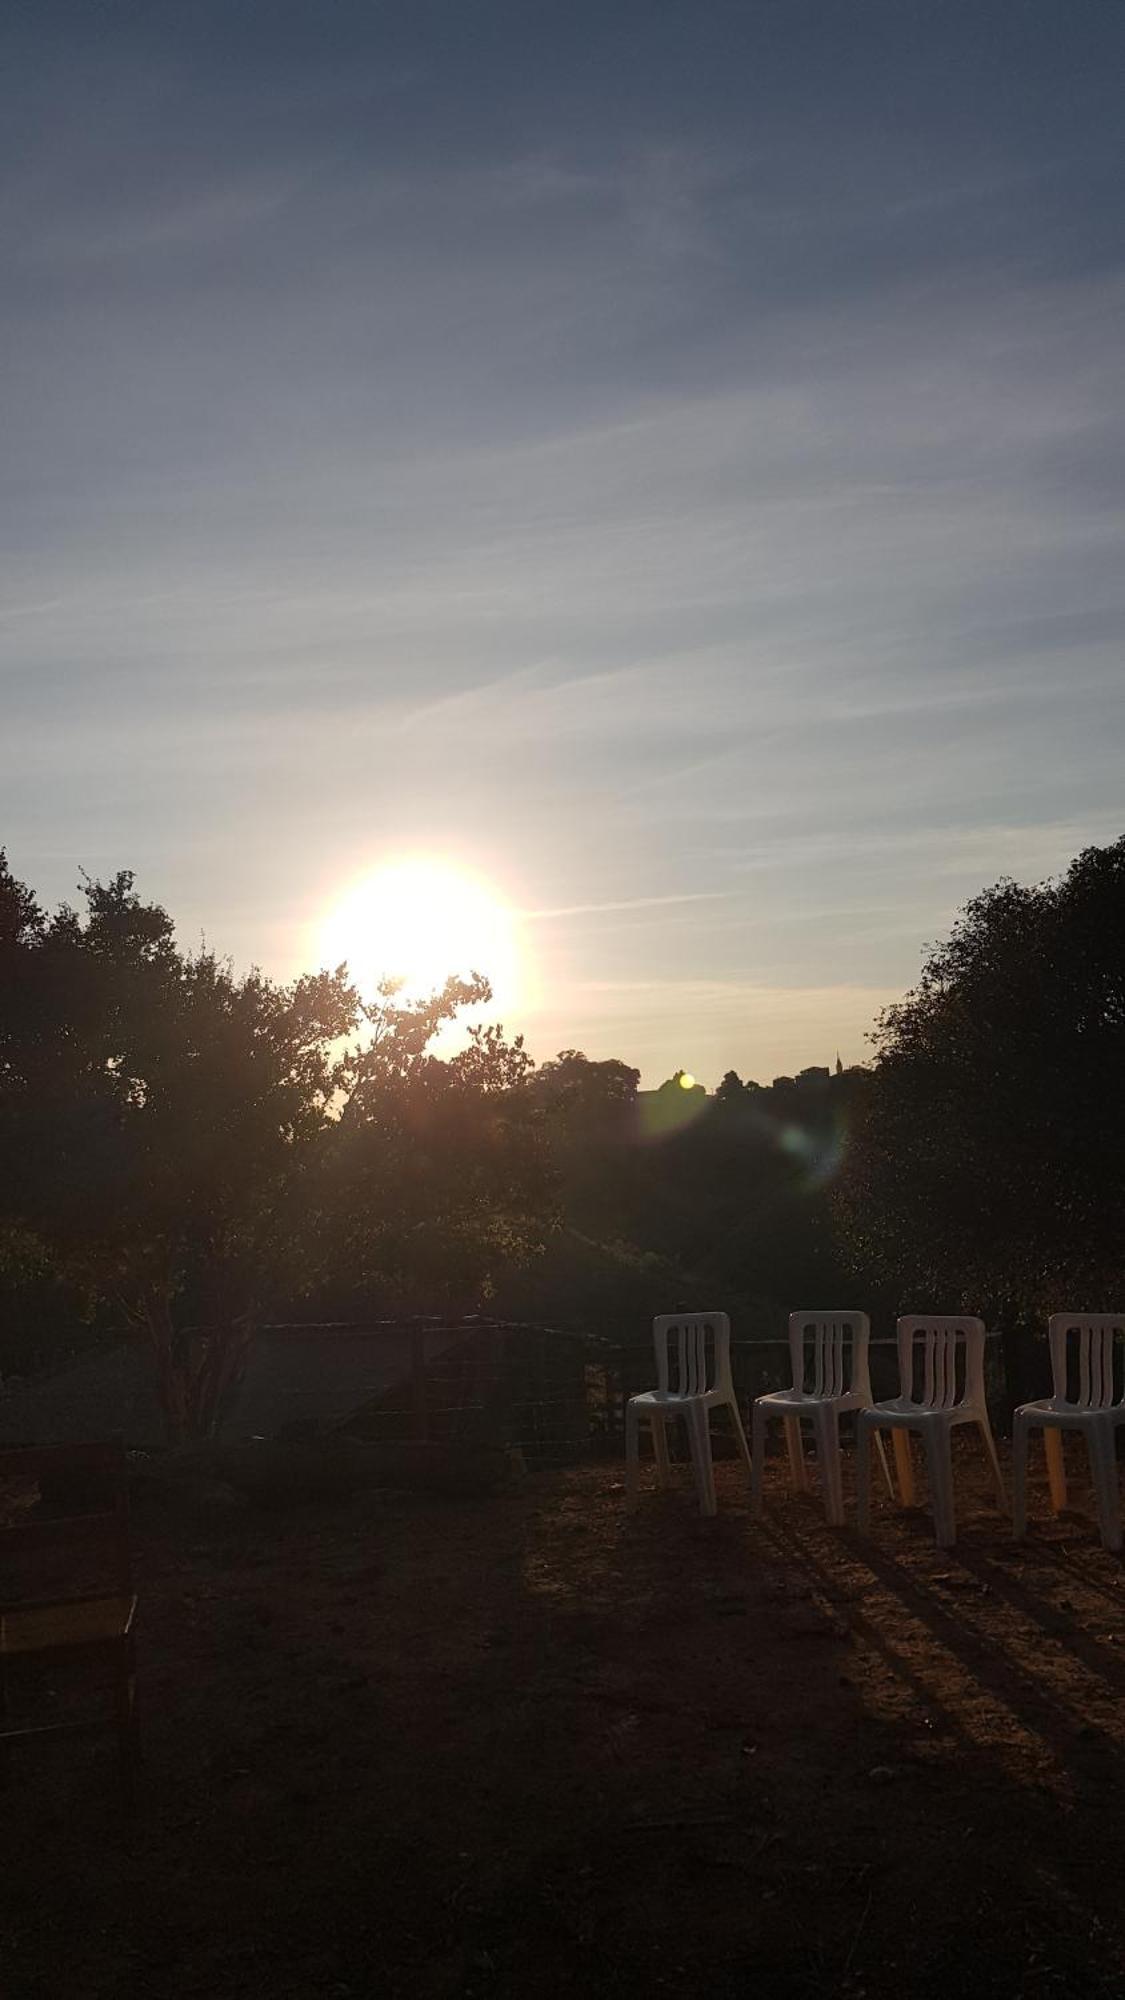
[857,1316,1006,1547]
[750,1311,895,1526]
[625,1312,751,1517]
[1013,1314,1125,1552]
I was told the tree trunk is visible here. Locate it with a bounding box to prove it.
[139,1296,254,1443]
[140,1289,189,1446]
[191,1318,255,1440]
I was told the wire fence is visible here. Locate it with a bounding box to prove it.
[279,1316,1011,1461]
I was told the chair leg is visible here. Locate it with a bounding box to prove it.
[1044,1428,1067,1514]
[727,1395,753,1492]
[924,1428,956,1548]
[687,1403,717,1517]
[892,1430,916,1508]
[1086,1427,1122,1554]
[856,1417,873,1534]
[750,1402,766,1518]
[813,1407,845,1528]
[784,1417,808,1494]
[1012,1415,1030,1540]
[651,1411,673,1488]
[625,1400,640,1503]
[978,1416,1007,1510]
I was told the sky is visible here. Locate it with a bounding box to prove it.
[3,1,1124,1085]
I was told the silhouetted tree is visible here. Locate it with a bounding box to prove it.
[836,838,1125,1394]
[0,859,556,1435]
[317,989,555,1315]
[530,1049,640,1118]
[657,1069,702,1095]
[0,858,359,1437]
[715,1070,746,1103]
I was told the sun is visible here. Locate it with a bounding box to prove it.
[319,858,521,1014]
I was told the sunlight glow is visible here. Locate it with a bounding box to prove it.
[678,1071,697,1090]
[320,857,521,1014]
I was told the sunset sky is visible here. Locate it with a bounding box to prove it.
[4,1,1124,1084]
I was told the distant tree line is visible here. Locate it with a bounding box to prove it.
[2,836,1123,1435]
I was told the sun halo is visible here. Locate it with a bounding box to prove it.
[319,858,521,1018]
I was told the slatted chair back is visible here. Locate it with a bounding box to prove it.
[0,1442,131,1609]
[788,1311,872,1400]
[896,1316,986,1413]
[1048,1314,1125,1410]
[653,1313,732,1399]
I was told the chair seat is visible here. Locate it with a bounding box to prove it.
[1,1593,137,1658]
[756,1388,864,1413]
[862,1398,979,1429]
[629,1388,727,1411]
[1015,1398,1125,1428]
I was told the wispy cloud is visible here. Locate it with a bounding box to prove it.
[3,3,1124,1079]
[522,890,731,922]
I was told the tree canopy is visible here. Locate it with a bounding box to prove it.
[0,856,554,1437]
[836,837,1125,1342]
[0,856,361,1435]
[10,836,1121,1441]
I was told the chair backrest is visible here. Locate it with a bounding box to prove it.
[653,1313,732,1397]
[788,1312,872,1399]
[1048,1314,1125,1410]
[896,1316,986,1411]
[0,1441,131,1607]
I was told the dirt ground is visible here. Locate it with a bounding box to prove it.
[5,1434,1125,1999]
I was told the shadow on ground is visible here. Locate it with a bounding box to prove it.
[4,1435,1125,1998]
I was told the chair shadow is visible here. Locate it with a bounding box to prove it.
[955,1539,1125,1689]
[761,1496,1125,1794]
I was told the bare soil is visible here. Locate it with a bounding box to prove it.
[5,1438,1125,1998]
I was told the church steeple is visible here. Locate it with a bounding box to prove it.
[835,1050,843,1076]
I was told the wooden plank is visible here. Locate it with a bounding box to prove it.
[410,1328,429,1442]
[0,1441,124,1480]
[0,1512,117,1556]
[0,1717,112,1744]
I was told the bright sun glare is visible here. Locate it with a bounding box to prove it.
[320,858,521,1015]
